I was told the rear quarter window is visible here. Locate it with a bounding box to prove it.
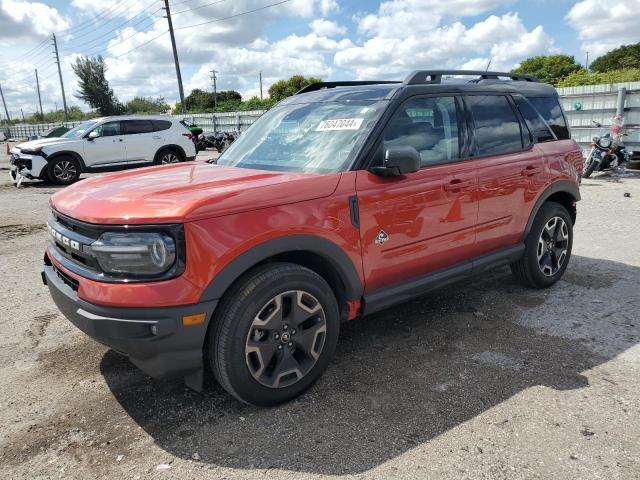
[152,120,172,132]
[513,95,555,143]
[526,96,570,140]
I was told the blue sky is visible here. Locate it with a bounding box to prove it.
[0,0,637,116]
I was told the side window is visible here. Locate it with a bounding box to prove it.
[152,120,172,132]
[123,120,154,135]
[383,96,460,167]
[466,95,523,156]
[513,95,555,143]
[526,96,570,140]
[94,121,121,137]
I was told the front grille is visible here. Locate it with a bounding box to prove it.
[45,255,80,291]
[48,212,101,273]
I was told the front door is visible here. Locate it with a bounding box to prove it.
[83,121,126,167]
[356,95,478,293]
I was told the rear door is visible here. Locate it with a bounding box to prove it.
[122,119,159,163]
[83,121,126,167]
[356,95,479,293]
[467,94,545,255]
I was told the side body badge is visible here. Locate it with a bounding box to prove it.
[375,230,389,245]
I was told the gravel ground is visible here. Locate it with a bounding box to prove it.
[0,146,639,479]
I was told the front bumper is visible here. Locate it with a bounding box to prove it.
[42,261,217,380]
[9,153,48,179]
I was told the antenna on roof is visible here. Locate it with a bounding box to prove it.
[485,59,492,71]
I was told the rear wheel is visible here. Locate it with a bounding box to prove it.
[207,263,340,406]
[155,148,183,165]
[510,201,573,288]
[47,156,81,185]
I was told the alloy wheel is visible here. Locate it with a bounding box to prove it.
[245,290,327,388]
[161,152,180,164]
[537,216,569,277]
[53,160,77,182]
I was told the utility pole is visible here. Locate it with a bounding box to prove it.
[20,108,25,122]
[585,51,589,70]
[163,0,186,113]
[52,33,68,121]
[35,69,44,118]
[210,69,218,108]
[0,83,10,124]
[259,71,263,100]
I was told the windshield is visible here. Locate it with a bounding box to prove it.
[62,120,99,139]
[216,100,387,173]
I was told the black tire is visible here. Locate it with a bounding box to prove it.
[46,156,81,185]
[154,147,184,165]
[582,156,598,178]
[510,201,573,289]
[206,263,340,406]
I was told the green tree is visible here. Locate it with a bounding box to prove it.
[268,75,321,102]
[512,55,585,85]
[125,96,170,114]
[557,68,640,87]
[72,55,123,115]
[184,89,243,112]
[590,43,640,72]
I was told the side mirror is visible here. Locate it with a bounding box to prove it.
[372,146,421,177]
[87,131,100,140]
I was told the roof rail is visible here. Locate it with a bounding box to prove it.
[404,70,539,85]
[296,80,401,95]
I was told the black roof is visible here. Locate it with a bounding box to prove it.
[284,70,557,104]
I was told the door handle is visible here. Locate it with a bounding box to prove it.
[521,165,541,176]
[152,136,161,140]
[443,178,472,191]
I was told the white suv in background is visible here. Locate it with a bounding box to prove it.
[9,115,197,185]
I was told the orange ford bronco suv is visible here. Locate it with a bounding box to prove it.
[43,70,582,406]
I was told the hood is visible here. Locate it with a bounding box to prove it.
[50,162,341,224]
[16,137,75,150]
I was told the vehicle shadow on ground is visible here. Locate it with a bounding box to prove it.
[101,254,639,475]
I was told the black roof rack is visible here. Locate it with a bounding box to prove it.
[404,70,539,85]
[296,80,401,95]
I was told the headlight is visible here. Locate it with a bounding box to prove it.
[91,232,176,276]
[597,137,612,148]
[20,147,43,155]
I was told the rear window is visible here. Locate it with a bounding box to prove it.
[123,120,154,135]
[513,95,555,143]
[526,96,570,140]
[152,120,172,132]
[466,95,523,156]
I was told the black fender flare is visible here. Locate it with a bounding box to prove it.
[199,235,363,303]
[523,180,581,238]
[154,144,187,162]
[46,151,86,172]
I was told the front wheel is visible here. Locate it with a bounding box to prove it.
[206,263,340,406]
[582,148,599,178]
[47,156,81,185]
[510,201,573,289]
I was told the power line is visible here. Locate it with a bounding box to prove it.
[66,1,163,45]
[172,0,229,15]
[173,0,292,31]
[112,30,170,58]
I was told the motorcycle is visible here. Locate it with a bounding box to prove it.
[205,131,238,153]
[583,120,632,178]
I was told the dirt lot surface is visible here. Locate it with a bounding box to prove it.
[0,147,639,479]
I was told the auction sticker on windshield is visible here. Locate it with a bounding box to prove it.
[316,118,364,131]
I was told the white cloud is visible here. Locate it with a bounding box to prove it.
[336,3,553,79]
[310,18,346,37]
[566,0,640,57]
